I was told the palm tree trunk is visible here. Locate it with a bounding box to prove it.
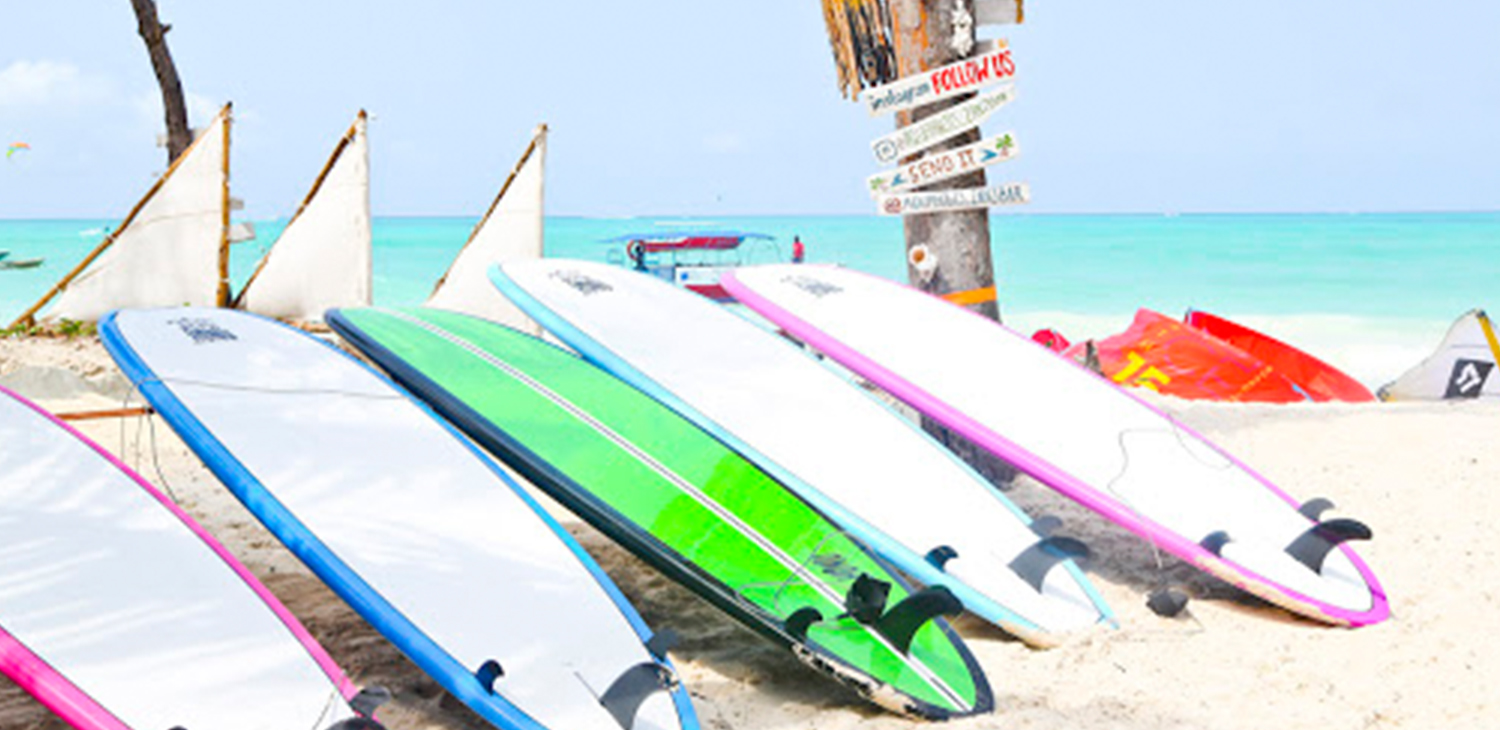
[129,0,191,164]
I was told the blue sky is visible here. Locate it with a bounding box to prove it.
[1,1,1497,219]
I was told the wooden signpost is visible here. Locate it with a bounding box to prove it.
[862,40,1016,117]
[867,132,1019,197]
[870,84,1016,164]
[877,182,1030,216]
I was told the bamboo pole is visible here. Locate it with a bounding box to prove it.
[217,102,233,308]
[234,110,366,308]
[9,105,232,331]
[428,124,547,298]
[56,406,155,422]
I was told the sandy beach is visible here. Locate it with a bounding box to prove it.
[2,333,1497,730]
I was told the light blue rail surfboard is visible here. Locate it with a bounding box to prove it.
[100,308,698,730]
[0,385,377,730]
[490,260,1114,647]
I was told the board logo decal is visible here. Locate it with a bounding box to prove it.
[550,270,613,296]
[168,317,238,344]
[809,551,860,580]
[1445,358,1493,399]
[782,275,843,298]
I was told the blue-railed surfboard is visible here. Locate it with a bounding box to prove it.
[100,307,697,730]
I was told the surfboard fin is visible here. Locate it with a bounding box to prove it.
[844,573,891,625]
[350,685,393,718]
[475,659,504,693]
[875,586,963,655]
[785,606,824,642]
[1286,518,1372,572]
[645,629,678,661]
[599,661,678,730]
[1030,515,1064,537]
[1009,536,1090,592]
[1298,497,1336,521]
[1201,530,1232,556]
[840,575,962,653]
[925,545,958,570]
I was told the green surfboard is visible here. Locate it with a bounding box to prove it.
[328,306,991,720]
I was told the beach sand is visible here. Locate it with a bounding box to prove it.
[3,335,1497,730]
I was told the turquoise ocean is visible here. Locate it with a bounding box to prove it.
[2,213,1496,388]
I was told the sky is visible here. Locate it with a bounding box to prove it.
[1,1,1497,219]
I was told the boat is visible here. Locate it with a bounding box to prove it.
[603,230,781,301]
[0,257,42,270]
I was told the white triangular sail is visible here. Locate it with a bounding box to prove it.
[1379,309,1500,401]
[17,105,232,327]
[236,111,372,322]
[426,125,546,334]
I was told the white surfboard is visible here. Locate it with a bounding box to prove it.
[722,265,1388,627]
[490,260,1114,647]
[100,308,696,730]
[0,386,365,730]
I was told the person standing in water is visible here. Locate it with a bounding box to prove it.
[792,235,806,263]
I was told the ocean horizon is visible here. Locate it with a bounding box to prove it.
[2,211,1495,388]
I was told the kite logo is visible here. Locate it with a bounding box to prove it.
[1444,359,1493,399]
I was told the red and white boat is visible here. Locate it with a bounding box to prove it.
[605,230,783,301]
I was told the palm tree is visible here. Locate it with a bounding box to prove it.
[128,0,191,163]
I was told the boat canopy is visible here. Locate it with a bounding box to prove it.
[601,230,775,253]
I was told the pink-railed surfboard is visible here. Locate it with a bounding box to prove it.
[0,385,370,730]
[722,265,1388,627]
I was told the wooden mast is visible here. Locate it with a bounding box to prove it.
[234,110,366,308]
[429,124,547,298]
[9,104,232,331]
[217,102,233,307]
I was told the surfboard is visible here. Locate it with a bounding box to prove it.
[723,265,1389,627]
[326,306,991,720]
[488,260,1114,646]
[99,308,697,730]
[0,385,373,730]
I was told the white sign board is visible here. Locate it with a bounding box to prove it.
[975,0,1022,26]
[863,40,1016,117]
[877,182,1030,216]
[870,84,1016,165]
[866,132,1019,197]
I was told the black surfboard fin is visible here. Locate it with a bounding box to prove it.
[599,662,677,730]
[1009,536,1090,592]
[350,685,393,718]
[785,606,823,643]
[1030,515,1063,537]
[925,545,958,571]
[1299,497,1337,521]
[844,573,891,625]
[1201,530,1232,556]
[1286,518,1372,572]
[1147,587,1191,618]
[875,586,963,655]
[475,659,504,694]
[645,629,678,661]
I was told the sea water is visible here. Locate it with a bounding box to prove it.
[1,213,1495,388]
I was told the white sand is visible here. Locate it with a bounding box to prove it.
[3,335,1497,730]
